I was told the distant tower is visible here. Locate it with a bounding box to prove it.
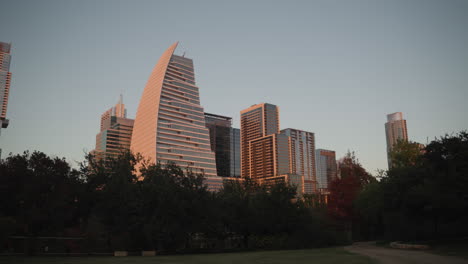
[100,94,127,131]
[315,149,337,190]
[281,128,317,194]
[94,96,134,160]
[0,42,12,159]
[385,112,408,168]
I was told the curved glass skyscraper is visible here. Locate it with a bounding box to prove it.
[131,42,217,177]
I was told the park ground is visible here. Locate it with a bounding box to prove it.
[2,242,468,264]
[0,247,375,264]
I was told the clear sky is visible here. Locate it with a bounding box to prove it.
[1,0,467,173]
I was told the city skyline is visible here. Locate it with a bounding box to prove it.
[1,0,467,174]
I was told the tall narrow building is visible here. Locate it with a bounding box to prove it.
[240,103,280,178]
[94,96,134,160]
[281,128,317,194]
[130,42,217,177]
[230,127,241,177]
[315,149,337,190]
[204,112,232,177]
[385,112,408,168]
[0,42,12,130]
[0,42,12,159]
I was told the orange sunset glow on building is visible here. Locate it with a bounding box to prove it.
[130,42,217,177]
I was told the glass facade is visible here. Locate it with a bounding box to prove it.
[204,113,234,177]
[230,128,241,177]
[315,149,337,190]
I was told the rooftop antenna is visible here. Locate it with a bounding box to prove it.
[117,91,123,105]
[182,51,186,57]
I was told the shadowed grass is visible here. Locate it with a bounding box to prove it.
[0,247,377,264]
[430,242,468,259]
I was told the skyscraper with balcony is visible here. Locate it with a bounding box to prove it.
[0,42,12,130]
[240,103,280,179]
[0,42,12,159]
[315,149,337,190]
[385,112,408,168]
[130,42,217,177]
[281,128,317,194]
[94,96,134,160]
[248,132,290,179]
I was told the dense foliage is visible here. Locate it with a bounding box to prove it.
[0,151,345,254]
[2,131,465,254]
[327,152,375,241]
[354,132,468,241]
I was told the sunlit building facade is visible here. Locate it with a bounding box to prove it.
[385,112,408,168]
[0,42,12,130]
[0,42,12,159]
[248,133,290,180]
[240,103,280,178]
[240,103,298,192]
[94,96,134,160]
[281,128,317,194]
[130,42,217,177]
[315,149,337,190]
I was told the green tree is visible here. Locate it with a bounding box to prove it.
[0,151,85,236]
[0,151,85,254]
[355,181,384,240]
[375,132,468,241]
[389,140,423,168]
[422,131,468,239]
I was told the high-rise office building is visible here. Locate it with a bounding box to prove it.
[281,128,317,194]
[0,42,12,130]
[204,112,233,177]
[94,96,134,160]
[130,42,217,177]
[315,149,337,190]
[385,112,408,168]
[240,103,280,178]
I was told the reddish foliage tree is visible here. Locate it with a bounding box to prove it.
[328,152,374,222]
[328,175,361,221]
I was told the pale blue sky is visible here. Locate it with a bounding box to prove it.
[1,0,467,173]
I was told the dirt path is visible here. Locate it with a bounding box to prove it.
[345,241,468,264]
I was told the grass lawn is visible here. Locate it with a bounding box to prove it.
[0,247,376,264]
